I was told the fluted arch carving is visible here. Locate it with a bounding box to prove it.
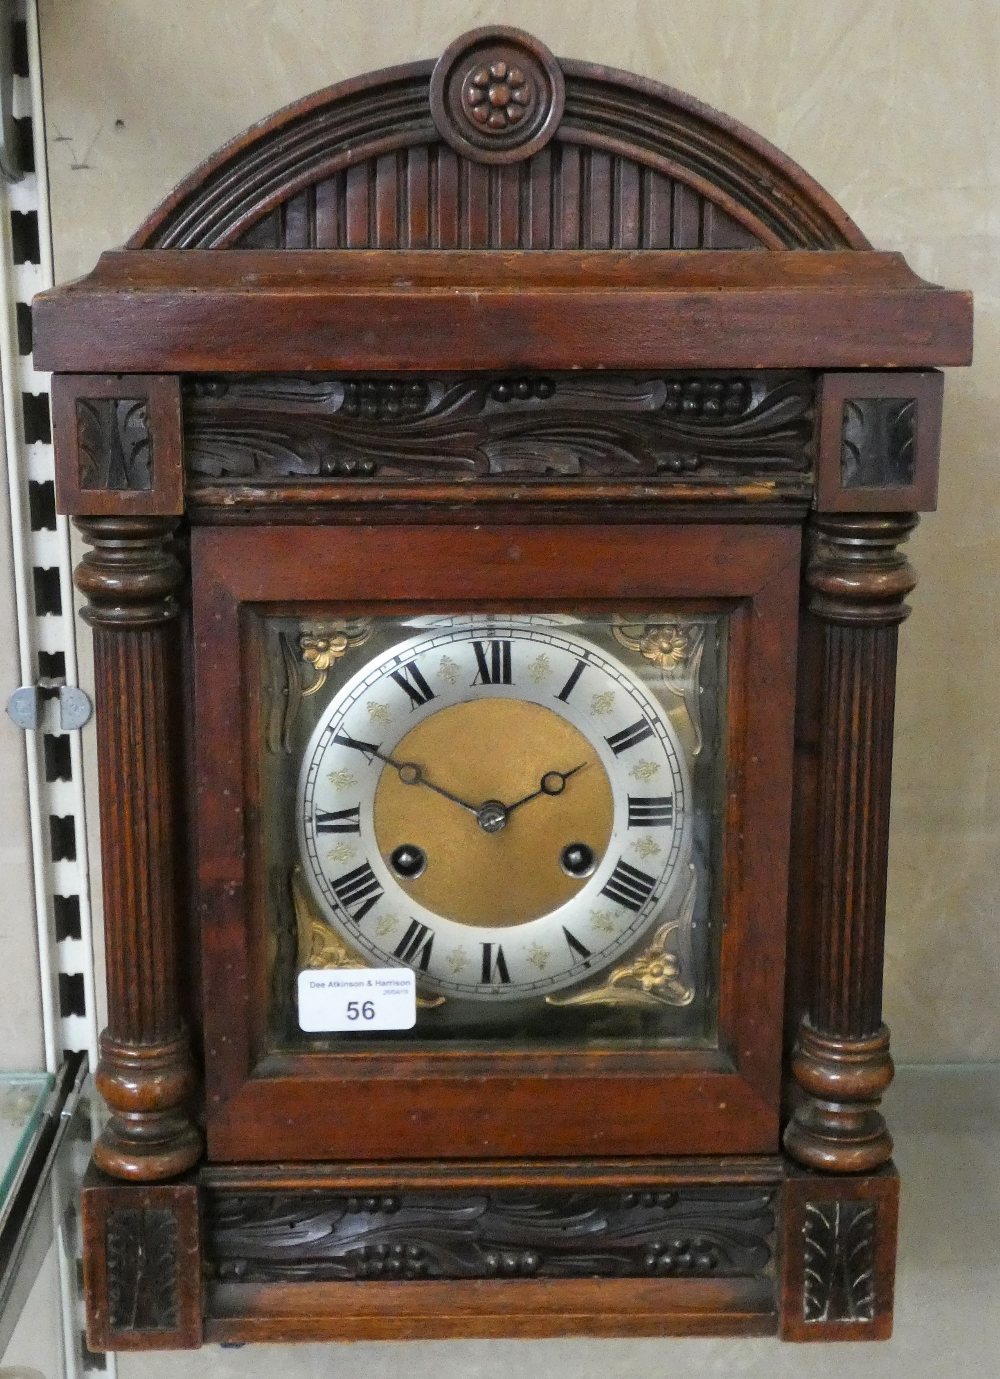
[130,41,867,253]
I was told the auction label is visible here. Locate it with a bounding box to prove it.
[297,968,417,1032]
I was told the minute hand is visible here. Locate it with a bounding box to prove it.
[387,756,481,816]
[505,763,587,815]
[336,733,480,816]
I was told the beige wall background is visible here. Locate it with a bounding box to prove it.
[31,0,999,1071]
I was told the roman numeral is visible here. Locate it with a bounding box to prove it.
[393,919,435,971]
[315,804,361,834]
[605,718,654,755]
[330,862,383,922]
[562,926,592,966]
[471,639,512,686]
[601,859,657,913]
[555,659,586,703]
[333,731,382,761]
[390,659,436,709]
[627,795,674,828]
[480,942,511,985]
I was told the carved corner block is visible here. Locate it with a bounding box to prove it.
[816,371,942,512]
[780,1166,898,1342]
[51,373,184,516]
[81,1166,202,1351]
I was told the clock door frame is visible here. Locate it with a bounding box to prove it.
[191,520,799,1162]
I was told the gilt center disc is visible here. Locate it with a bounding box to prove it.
[372,698,613,927]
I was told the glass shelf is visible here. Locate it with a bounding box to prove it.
[0,1074,54,1208]
[0,1059,90,1367]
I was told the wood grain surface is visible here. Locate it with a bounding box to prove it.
[33,249,972,374]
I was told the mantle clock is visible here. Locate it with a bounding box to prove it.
[33,28,972,1349]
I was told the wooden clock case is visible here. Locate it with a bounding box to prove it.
[32,27,972,1350]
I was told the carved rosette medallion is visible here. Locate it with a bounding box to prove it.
[463,59,536,132]
[430,26,565,163]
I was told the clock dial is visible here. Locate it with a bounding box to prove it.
[297,619,691,1001]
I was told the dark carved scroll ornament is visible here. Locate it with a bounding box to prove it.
[184,372,813,482]
[802,1200,876,1323]
[106,1207,180,1331]
[841,396,916,488]
[206,1187,775,1283]
[78,397,152,491]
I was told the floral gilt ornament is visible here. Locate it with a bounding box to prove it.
[299,619,375,696]
[547,869,696,1010]
[612,616,706,753]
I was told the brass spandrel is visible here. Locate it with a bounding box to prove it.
[292,866,446,1008]
[546,868,697,1010]
[612,616,706,753]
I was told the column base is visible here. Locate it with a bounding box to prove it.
[94,1109,203,1181]
[94,1030,202,1181]
[784,1022,894,1173]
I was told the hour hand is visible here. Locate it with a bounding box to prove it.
[506,763,587,815]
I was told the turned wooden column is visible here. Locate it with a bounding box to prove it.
[784,512,917,1173]
[76,515,201,1180]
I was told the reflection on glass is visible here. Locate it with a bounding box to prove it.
[0,1075,52,1206]
[253,612,727,1051]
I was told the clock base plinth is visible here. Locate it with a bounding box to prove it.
[80,1156,900,1348]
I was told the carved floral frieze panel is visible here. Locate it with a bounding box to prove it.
[206,1185,776,1283]
[184,371,814,485]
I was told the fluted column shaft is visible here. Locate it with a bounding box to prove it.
[76,516,201,1180]
[784,513,917,1173]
